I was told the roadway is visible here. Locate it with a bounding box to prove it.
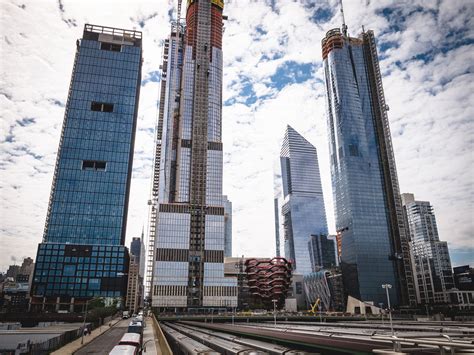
[74,319,129,355]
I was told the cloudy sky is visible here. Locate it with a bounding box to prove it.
[1,0,473,271]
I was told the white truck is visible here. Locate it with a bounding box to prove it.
[122,310,130,319]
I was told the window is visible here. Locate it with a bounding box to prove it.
[100,42,121,52]
[82,160,107,171]
[91,101,114,112]
[63,264,76,276]
[349,144,359,157]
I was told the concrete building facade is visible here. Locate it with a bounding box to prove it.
[149,0,237,310]
[402,193,455,304]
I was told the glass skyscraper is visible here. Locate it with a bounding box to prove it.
[402,193,454,304]
[131,234,145,278]
[276,126,328,275]
[223,196,232,257]
[322,27,416,306]
[149,0,237,310]
[308,234,337,272]
[30,24,142,311]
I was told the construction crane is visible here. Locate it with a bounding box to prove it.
[309,298,321,315]
[145,0,184,303]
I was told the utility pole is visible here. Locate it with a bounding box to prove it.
[81,297,101,345]
[272,299,278,328]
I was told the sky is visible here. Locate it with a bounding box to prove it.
[1,0,473,271]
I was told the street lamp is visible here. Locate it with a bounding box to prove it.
[272,299,278,328]
[381,284,394,335]
[81,297,102,345]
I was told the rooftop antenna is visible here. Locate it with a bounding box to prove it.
[340,0,348,37]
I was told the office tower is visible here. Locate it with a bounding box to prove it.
[322,24,416,306]
[149,0,237,310]
[223,196,232,257]
[274,198,282,257]
[129,236,145,310]
[308,234,337,272]
[402,193,455,304]
[453,265,473,291]
[276,125,328,275]
[273,169,283,257]
[131,235,145,278]
[30,24,142,311]
[126,255,141,313]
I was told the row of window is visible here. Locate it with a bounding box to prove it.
[82,160,107,171]
[74,72,138,88]
[36,289,122,297]
[55,171,129,184]
[35,270,122,280]
[36,255,124,263]
[91,101,114,112]
[80,41,140,58]
[77,55,140,71]
[75,66,140,81]
[49,203,124,213]
[39,243,124,251]
[78,46,140,61]
[37,250,122,258]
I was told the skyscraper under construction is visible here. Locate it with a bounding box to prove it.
[322,21,416,307]
[147,0,237,310]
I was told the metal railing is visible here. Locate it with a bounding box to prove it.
[84,23,142,39]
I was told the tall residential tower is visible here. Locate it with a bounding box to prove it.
[402,193,454,304]
[275,126,328,275]
[149,0,237,310]
[31,24,142,311]
[322,26,416,307]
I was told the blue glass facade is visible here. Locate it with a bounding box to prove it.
[31,24,142,306]
[278,126,328,275]
[34,243,128,298]
[308,234,337,272]
[323,29,415,306]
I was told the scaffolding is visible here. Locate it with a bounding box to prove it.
[187,0,212,307]
[145,38,170,300]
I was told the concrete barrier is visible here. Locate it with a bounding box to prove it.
[151,314,172,355]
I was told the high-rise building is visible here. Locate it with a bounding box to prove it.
[308,234,337,272]
[30,24,142,311]
[129,236,145,311]
[131,235,145,278]
[322,25,416,307]
[274,197,282,257]
[402,193,455,304]
[275,125,328,275]
[224,196,232,257]
[2,257,35,312]
[273,166,283,258]
[126,255,141,313]
[149,0,237,310]
[453,265,474,291]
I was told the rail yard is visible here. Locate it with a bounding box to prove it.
[159,318,474,354]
